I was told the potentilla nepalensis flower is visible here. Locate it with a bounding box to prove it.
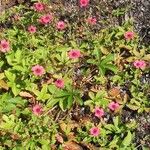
[57,21,66,30]
[90,127,100,137]
[79,0,89,7]
[39,14,53,25]
[94,107,104,118]
[33,2,45,12]
[124,31,134,40]
[32,65,45,76]
[68,50,81,59]
[133,60,146,69]
[28,25,36,33]
[0,39,10,53]
[108,101,120,111]
[32,104,43,116]
[55,79,64,89]
[87,17,97,25]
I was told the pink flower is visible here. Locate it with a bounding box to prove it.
[31,65,45,76]
[124,31,134,40]
[57,21,66,30]
[33,2,45,12]
[94,107,104,118]
[133,60,146,69]
[87,17,97,25]
[79,0,89,7]
[68,50,81,59]
[39,14,53,25]
[90,127,100,137]
[0,39,10,53]
[32,104,43,116]
[28,25,36,33]
[108,102,120,111]
[55,79,64,89]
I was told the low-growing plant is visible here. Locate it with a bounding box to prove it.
[0,0,149,149]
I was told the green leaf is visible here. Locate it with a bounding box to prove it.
[104,124,115,131]
[99,65,105,75]
[56,91,70,97]
[104,64,118,73]
[113,116,119,128]
[59,98,68,111]
[101,54,114,65]
[12,84,20,96]
[75,96,83,105]
[143,54,150,61]
[89,92,95,99]
[100,46,109,55]
[109,136,119,148]
[0,73,5,80]
[15,50,22,63]
[13,65,26,72]
[126,104,139,110]
[67,95,73,109]
[84,100,93,106]
[47,98,60,108]
[48,85,57,94]
[36,84,51,101]
[0,61,4,68]
[122,131,132,147]
[5,71,16,81]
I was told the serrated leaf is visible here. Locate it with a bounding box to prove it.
[5,71,16,81]
[84,100,93,106]
[75,97,83,105]
[101,54,114,65]
[88,92,95,99]
[143,54,150,61]
[140,49,145,56]
[100,46,109,55]
[133,50,141,58]
[19,91,33,98]
[15,50,22,63]
[108,88,120,97]
[126,104,139,110]
[104,124,115,131]
[0,73,5,80]
[126,57,135,62]
[105,64,118,73]
[12,85,20,96]
[47,98,60,108]
[0,80,9,90]
[59,98,68,111]
[67,95,73,109]
[113,116,119,128]
[122,131,132,146]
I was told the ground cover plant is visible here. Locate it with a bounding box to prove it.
[0,0,150,150]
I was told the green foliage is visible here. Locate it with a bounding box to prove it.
[0,1,149,149]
